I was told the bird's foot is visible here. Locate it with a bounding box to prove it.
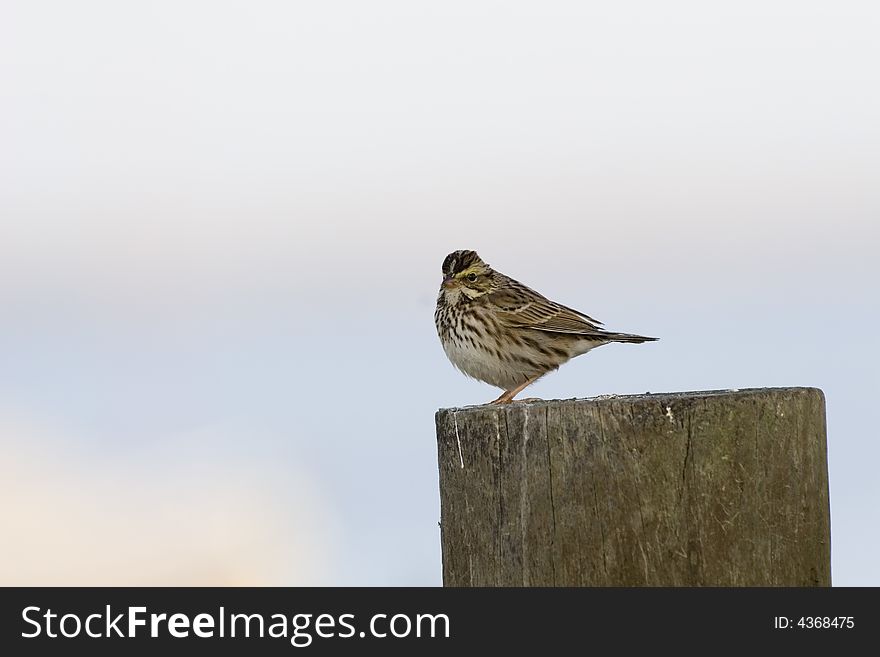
[489,377,542,405]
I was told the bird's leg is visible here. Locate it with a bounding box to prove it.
[490,376,541,404]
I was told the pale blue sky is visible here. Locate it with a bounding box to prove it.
[1,1,878,585]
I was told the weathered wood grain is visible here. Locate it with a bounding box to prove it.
[436,388,830,586]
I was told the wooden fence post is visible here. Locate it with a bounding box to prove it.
[435,387,830,586]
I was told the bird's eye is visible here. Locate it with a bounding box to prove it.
[466,273,477,282]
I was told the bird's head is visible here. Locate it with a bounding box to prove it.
[439,250,497,301]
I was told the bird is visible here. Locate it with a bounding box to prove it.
[434,250,657,404]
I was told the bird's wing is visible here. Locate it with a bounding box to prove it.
[489,284,608,336]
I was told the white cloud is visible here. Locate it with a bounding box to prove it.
[0,413,338,585]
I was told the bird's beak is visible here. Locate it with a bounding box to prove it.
[442,275,455,289]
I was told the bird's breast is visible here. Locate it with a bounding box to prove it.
[435,303,557,390]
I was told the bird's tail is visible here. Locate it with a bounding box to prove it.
[605,332,659,344]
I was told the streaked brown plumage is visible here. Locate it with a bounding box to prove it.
[434,250,657,404]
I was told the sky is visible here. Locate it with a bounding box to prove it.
[1,1,878,585]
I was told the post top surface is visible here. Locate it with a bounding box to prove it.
[436,386,824,416]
